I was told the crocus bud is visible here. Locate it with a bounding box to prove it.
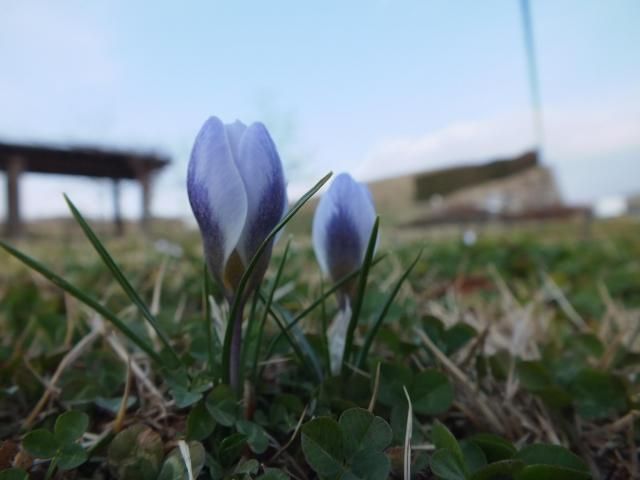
[187,116,287,301]
[312,173,377,374]
[312,173,376,296]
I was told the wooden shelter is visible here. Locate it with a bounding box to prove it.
[0,142,169,237]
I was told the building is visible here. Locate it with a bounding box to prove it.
[366,150,574,227]
[0,142,169,237]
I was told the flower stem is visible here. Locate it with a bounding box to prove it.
[45,456,58,480]
[229,301,245,393]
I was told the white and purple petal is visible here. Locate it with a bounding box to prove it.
[312,173,376,283]
[234,122,288,266]
[225,120,247,161]
[187,116,248,281]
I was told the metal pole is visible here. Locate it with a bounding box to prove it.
[520,0,544,157]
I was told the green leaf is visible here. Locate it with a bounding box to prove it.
[0,240,162,365]
[57,442,88,470]
[533,385,573,409]
[0,468,28,480]
[515,465,591,480]
[350,448,391,480]
[301,417,345,477]
[378,363,413,406]
[469,459,525,480]
[568,369,628,419]
[430,449,466,480]
[218,433,247,468]
[261,254,387,369]
[107,424,164,480]
[54,410,89,444]
[339,408,392,460]
[204,454,224,480]
[222,172,332,385]
[236,420,269,454]
[515,443,588,471]
[516,360,552,391]
[95,396,138,414]
[343,217,380,373]
[567,333,604,359]
[187,402,215,441]
[205,384,238,427]
[64,195,181,369]
[251,238,291,382]
[357,248,422,368]
[263,302,324,383]
[460,440,487,473]
[412,370,454,415]
[423,316,446,351]
[469,433,516,462]
[432,421,464,465]
[203,263,216,378]
[234,458,260,474]
[171,387,202,409]
[442,323,476,355]
[157,442,205,480]
[256,468,290,480]
[22,429,58,459]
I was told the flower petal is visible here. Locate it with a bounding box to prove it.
[234,122,288,265]
[312,173,376,282]
[187,116,248,280]
[224,120,247,161]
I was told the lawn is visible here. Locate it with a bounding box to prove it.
[1,214,639,479]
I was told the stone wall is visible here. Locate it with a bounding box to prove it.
[367,161,562,226]
[435,165,562,214]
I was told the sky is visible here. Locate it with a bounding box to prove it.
[0,0,639,220]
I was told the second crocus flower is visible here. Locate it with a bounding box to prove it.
[312,173,377,301]
[312,172,377,373]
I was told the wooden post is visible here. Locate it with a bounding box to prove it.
[139,170,151,232]
[112,179,124,236]
[5,156,24,237]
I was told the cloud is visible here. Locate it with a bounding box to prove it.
[355,112,536,181]
[352,102,640,202]
[543,104,640,160]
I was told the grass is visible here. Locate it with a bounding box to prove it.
[0,216,639,479]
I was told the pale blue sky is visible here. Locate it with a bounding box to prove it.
[0,0,639,219]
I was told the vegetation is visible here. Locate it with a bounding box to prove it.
[1,200,639,478]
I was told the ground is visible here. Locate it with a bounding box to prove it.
[0,217,639,479]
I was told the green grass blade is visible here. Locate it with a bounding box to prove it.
[203,263,215,377]
[263,299,323,383]
[64,195,181,368]
[0,239,163,365]
[357,248,423,369]
[251,238,291,382]
[240,289,260,377]
[222,172,333,385]
[319,277,331,373]
[260,253,387,366]
[342,216,380,375]
[284,254,387,334]
[244,234,385,377]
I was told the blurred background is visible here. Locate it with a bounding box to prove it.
[0,0,638,236]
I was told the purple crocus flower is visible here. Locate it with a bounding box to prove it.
[187,116,287,389]
[187,116,287,301]
[312,173,376,298]
[312,173,377,373]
